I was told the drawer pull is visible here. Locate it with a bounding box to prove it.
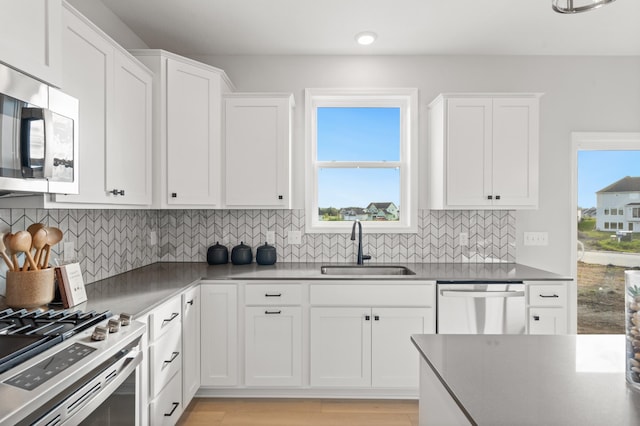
[164,402,180,417]
[162,312,179,325]
[539,294,559,298]
[163,351,180,364]
[265,293,282,297]
[187,299,194,306]
[265,310,282,315]
[365,315,370,321]
[533,315,540,321]
[374,315,380,321]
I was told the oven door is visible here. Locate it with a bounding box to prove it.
[23,343,142,426]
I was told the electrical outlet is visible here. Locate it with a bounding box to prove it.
[287,230,301,245]
[63,241,75,262]
[149,231,157,246]
[524,232,549,246]
[266,231,275,244]
[459,232,468,247]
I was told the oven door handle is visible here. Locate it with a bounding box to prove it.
[440,290,525,298]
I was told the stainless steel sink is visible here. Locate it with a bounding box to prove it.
[320,265,415,276]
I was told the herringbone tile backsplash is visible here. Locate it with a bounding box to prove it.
[0,208,515,288]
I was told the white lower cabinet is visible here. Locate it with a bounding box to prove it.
[310,306,433,388]
[245,306,302,386]
[150,370,183,426]
[309,283,436,389]
[146,295,183,425]
[182,286,201,406]
[526,282,569,335]
[200,283,238,386]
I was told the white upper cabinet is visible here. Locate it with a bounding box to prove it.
[428,93,541,209]
[223,93,294,209]
[132,50,234,208]
[51,4,152,207]
[0,0,62,86]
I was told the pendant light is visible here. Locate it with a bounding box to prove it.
[552,0,616,14]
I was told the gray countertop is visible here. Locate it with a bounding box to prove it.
[72,261,569,317]
[411,334,640,425]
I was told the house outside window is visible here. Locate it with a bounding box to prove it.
[633,207,640,218]
[305,88,418,233]
[605,209,610,215]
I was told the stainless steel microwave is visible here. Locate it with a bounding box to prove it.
[0,63,78,195]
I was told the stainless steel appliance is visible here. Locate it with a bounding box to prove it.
[437,281,526,334]
[0,308,145,425]
[0,63,79,196]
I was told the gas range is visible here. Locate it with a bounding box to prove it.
[0,308,146,425]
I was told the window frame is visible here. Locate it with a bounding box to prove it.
[304,88,419,234]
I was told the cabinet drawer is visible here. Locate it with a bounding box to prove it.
[149,296,182,341]
[150,322,182,398]
[150,370,183,426]
[245,284,302,305]
[528,284,566,307]
[310,284,435,307]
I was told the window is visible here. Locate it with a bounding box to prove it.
[604,222,610,229]
[305,88,418,233]
[619,222,624,229]
[633,207,640,218]
[604,209,610,215]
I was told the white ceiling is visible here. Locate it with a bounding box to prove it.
[97,0,640,56]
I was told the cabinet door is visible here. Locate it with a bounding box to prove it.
[224,96,291,208]
[445,98,493,207]
[167,59,221,206]
[310,307,371,387]
[245,306,302,386]
[528,307,568,335]
[371,307,433,388]
[182,286,200,406]
[54,7,112,204]
[106,51,152,205]
[0,0,61,86]
[149,370,183,426]
[200,284,238,386]
[491,98,539,208]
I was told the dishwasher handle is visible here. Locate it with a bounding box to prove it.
[440,290,525,298]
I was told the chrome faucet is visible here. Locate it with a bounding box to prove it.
[350,220,371,265]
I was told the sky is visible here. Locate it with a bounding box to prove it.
[317,107,401,208]
[578,150,640,208]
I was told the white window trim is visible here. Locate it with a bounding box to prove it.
[304,88,419,234]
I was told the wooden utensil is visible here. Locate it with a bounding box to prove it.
[0,233,15,271]
[41,227,63,269]
[3,233,19,271]
[30,228,48,271]
[9,231,38,271]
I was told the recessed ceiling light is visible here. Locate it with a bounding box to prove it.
[355,31,377,46]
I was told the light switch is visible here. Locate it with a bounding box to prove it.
[524,232,549,246]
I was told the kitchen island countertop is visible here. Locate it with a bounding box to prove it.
[411,333,640,425]
[65,261,569,317]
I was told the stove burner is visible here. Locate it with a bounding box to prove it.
[0,308,112,374]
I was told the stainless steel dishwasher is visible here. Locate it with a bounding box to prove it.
[437,281,526,334]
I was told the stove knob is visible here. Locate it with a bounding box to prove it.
[119,313,132,326]
[91,325,109,341]
[108,318,121,333]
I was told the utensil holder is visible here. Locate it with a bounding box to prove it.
[5,268,55,308]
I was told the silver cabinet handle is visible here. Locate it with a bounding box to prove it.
[440,290,525,298]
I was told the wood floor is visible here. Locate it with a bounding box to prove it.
[177,398,419,426]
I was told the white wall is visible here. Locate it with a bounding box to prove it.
[192,54,640,276]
